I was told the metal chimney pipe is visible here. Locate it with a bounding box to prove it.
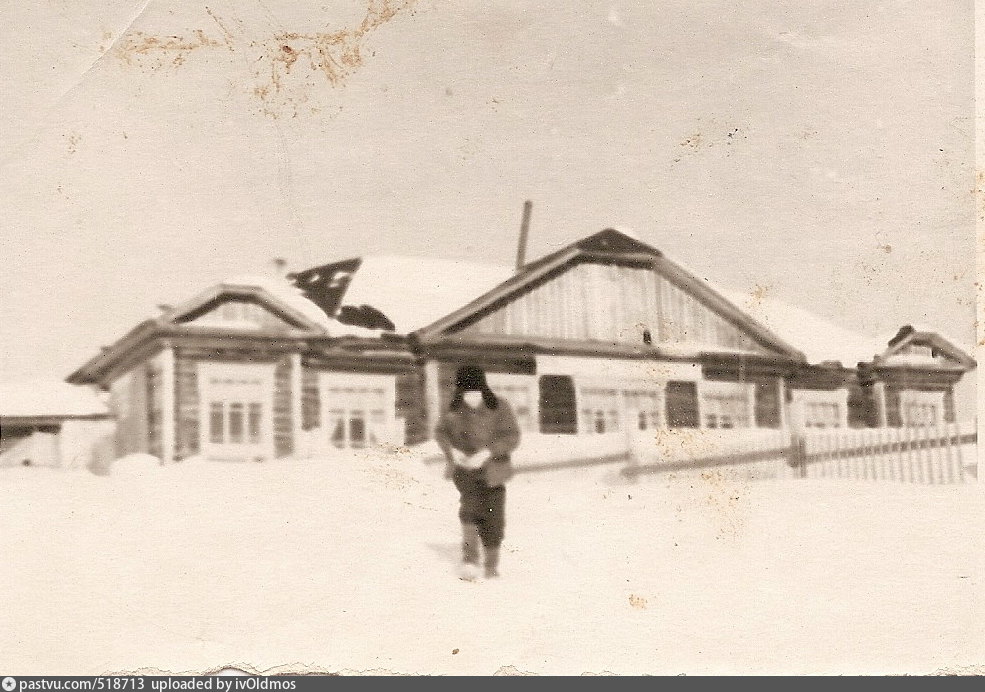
[272,257,288,278]
[515,200,533,271]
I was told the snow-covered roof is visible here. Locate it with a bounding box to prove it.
[0,379,110,418]
[872,324,976,368]
[336,255,515,334]
[188,275,384,338]
[718,289,884,367]
[885,324,974,358]
[218,274,335,330]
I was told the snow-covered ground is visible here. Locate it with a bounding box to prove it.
[1,450,981,676]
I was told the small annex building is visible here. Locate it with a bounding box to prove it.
[0,379,115,469]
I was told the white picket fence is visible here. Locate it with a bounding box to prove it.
[410,422,977,485]
[622,422,977,485]
[794,421,975,484]
[624,428,798,481]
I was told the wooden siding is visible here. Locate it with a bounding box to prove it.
[109,367,149,456]
[885,387,902,427]
[273,357,293,457]
[175,353,200,459]
[301,367,320,431]
[459,262,769,353]
[944,387,955,423]
[436,363,459,418]
[396,370,427,445]
[174,348,295,459]
[183,298,299,332]
[146,359,163,459]
[884,382,956,427]
[847,382,877,428]
[704,368,783,429]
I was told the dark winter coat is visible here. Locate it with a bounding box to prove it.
[434,397,521,487]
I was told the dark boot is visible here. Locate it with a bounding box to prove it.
[484,546,500,578]
[461,523,480,566]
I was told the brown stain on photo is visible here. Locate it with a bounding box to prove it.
[65,132,81,155]
[114,29,224,69]
[676,124,747,157]
[628,594,648,609]
[248,0,419,118]
[749,283,771,305]
[110,0,419,119]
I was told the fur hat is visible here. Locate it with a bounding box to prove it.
[455,365,488,391]
[451,365,499,410]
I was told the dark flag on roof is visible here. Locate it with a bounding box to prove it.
[288,258,362,317]
[289,258,396,332]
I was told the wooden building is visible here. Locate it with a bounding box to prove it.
[66,229,976,462]
[0,380,114,469]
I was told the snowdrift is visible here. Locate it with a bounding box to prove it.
[2,449,981,675]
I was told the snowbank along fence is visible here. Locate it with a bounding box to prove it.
[623,421,976,484]
[790,421,975,484]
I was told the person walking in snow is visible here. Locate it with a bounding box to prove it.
[434,365,521,580]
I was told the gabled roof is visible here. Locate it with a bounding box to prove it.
[166,275,334,333]
[414,228,806,360]
[291,255,515,334]
[67,275,383,385]
[873,325,976,370]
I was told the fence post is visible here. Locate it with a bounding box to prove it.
[953,421,965,482]
[789,432,807,479]
[623,430,640,483]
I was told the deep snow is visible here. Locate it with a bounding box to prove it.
[1,450,981,676]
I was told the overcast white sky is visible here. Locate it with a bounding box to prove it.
[0,1,974,382]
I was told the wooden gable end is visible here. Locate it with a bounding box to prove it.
[454,258,775,355]
[875,326,976,371]
[880,341,971,370]
[177,297,304,332]
[882,346,960,368]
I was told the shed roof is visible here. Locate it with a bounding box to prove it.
[0,379,110,419]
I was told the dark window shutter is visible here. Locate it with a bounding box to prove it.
[754,379,781,428]
[884,387,902,427]
[539,375,577,434]
[666,380,699,428]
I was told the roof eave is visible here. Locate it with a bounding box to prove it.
[66,319,163,385]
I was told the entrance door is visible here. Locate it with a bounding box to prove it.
[198,363,275,460]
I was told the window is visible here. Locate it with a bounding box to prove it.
[624,390,662,430]
[579,387,621,434]
[900,344,933,358]
[218,301,265,325]
[702,393,751,429]
[485,376,536,432]
[698,381,753,429]
[903,403,938,427]
[666,381,699,428]
[804,402,841,429]
[192,300,269,329]
[322,378,394,449]
[207,400,265,444]
[199,363,274,458]
[538,375,577,434]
